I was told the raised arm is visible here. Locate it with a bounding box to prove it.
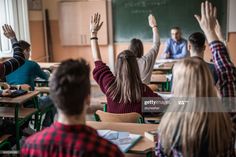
[140,15,160,68]
[90,13,103,62]
[90,13,115,94]
[0,24,25,77]
[149,14,160,50]
[195,1,236,97]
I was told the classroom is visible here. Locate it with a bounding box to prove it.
[0,0,236,156]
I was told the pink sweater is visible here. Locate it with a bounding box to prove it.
[93,60,160,114]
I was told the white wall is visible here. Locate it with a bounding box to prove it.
[229,0,236,32]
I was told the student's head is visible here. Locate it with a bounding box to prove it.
[158,57,233,156]
[49,59,91,116]
[129,38,144,58]
[170,26,182,41]
[19,40,31,60]
[188,32,206,58]
[107,50,142,103]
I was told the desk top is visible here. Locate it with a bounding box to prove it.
[0,91,39,104]
[153,62,174,72]
[38,62,60,69]
[86,121,158,153]
[150,74,169,83]
[35,87,50,93]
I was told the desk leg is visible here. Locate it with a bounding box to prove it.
[33,97,40,131]
[146,151,153,157]
[15,104,20,150]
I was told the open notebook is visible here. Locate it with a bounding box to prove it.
[97,130,142,153]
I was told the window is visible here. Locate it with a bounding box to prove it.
[0,0,30,58]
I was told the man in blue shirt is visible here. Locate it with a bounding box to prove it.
[162,27,189,59]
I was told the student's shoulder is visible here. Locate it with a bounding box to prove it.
[94,135,124,156]
[142,84,158,96]
[23,126,54,146]
[26,60,40,67]
[84,126,123,156]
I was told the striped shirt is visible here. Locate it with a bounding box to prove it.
[0,38,25,77]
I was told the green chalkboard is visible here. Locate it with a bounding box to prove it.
[112,0,227,42]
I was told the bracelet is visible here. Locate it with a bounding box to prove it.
[152,26,158,28]
[90,37,98,40]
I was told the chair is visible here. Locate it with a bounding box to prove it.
[94,110,144,123]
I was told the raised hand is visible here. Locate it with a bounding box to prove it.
[148,14,157,28]
[194,1,218,42]
[2,24,16,39]
[90,13,103,35]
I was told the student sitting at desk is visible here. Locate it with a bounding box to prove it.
[5,40,54,127]
[129,14,160,84]
[6,40,49,91]
[162,27,189,59]
[21,59,124,157]
[91,13,162,114]
[156,2,236,157]
[188,32,218,84]
[0,25,25,96]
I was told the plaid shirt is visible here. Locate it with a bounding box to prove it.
[210,41,236,97]
[21,122,124,157]
[155,41,236,157]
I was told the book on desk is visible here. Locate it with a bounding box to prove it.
[144,130,158,142]
[97,130,142,153]
[0,90,28,98]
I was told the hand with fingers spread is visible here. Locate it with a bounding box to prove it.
[90,13,103,36]
[194,1,218,42]
[2,24,16,39]
[148,14,157,28]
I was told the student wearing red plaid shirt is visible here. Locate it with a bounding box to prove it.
[21,59,124,157]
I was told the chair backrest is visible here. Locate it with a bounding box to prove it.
[95,110,144,123]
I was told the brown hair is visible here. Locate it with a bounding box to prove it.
[158,57,233,156]
[189,32,206,53]
[49,59,90,115]
[171,26,181,32]
[107,50,142,103]
[129,38,144,58]
[18,40,31,51]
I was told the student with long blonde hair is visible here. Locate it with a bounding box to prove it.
[90,13,161,114]
[156,1,236,157]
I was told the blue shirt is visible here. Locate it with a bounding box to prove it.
[6,60,49,90]
[164,38,189,59]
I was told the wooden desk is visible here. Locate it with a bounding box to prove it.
[86,121,158,155]
[0,91,40,150]
[153,62,175,73]
[150,74,169,84]
[38,62,60,69]
[91,96,106,105]
[0,91,39,105]
[35,87,50,94]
